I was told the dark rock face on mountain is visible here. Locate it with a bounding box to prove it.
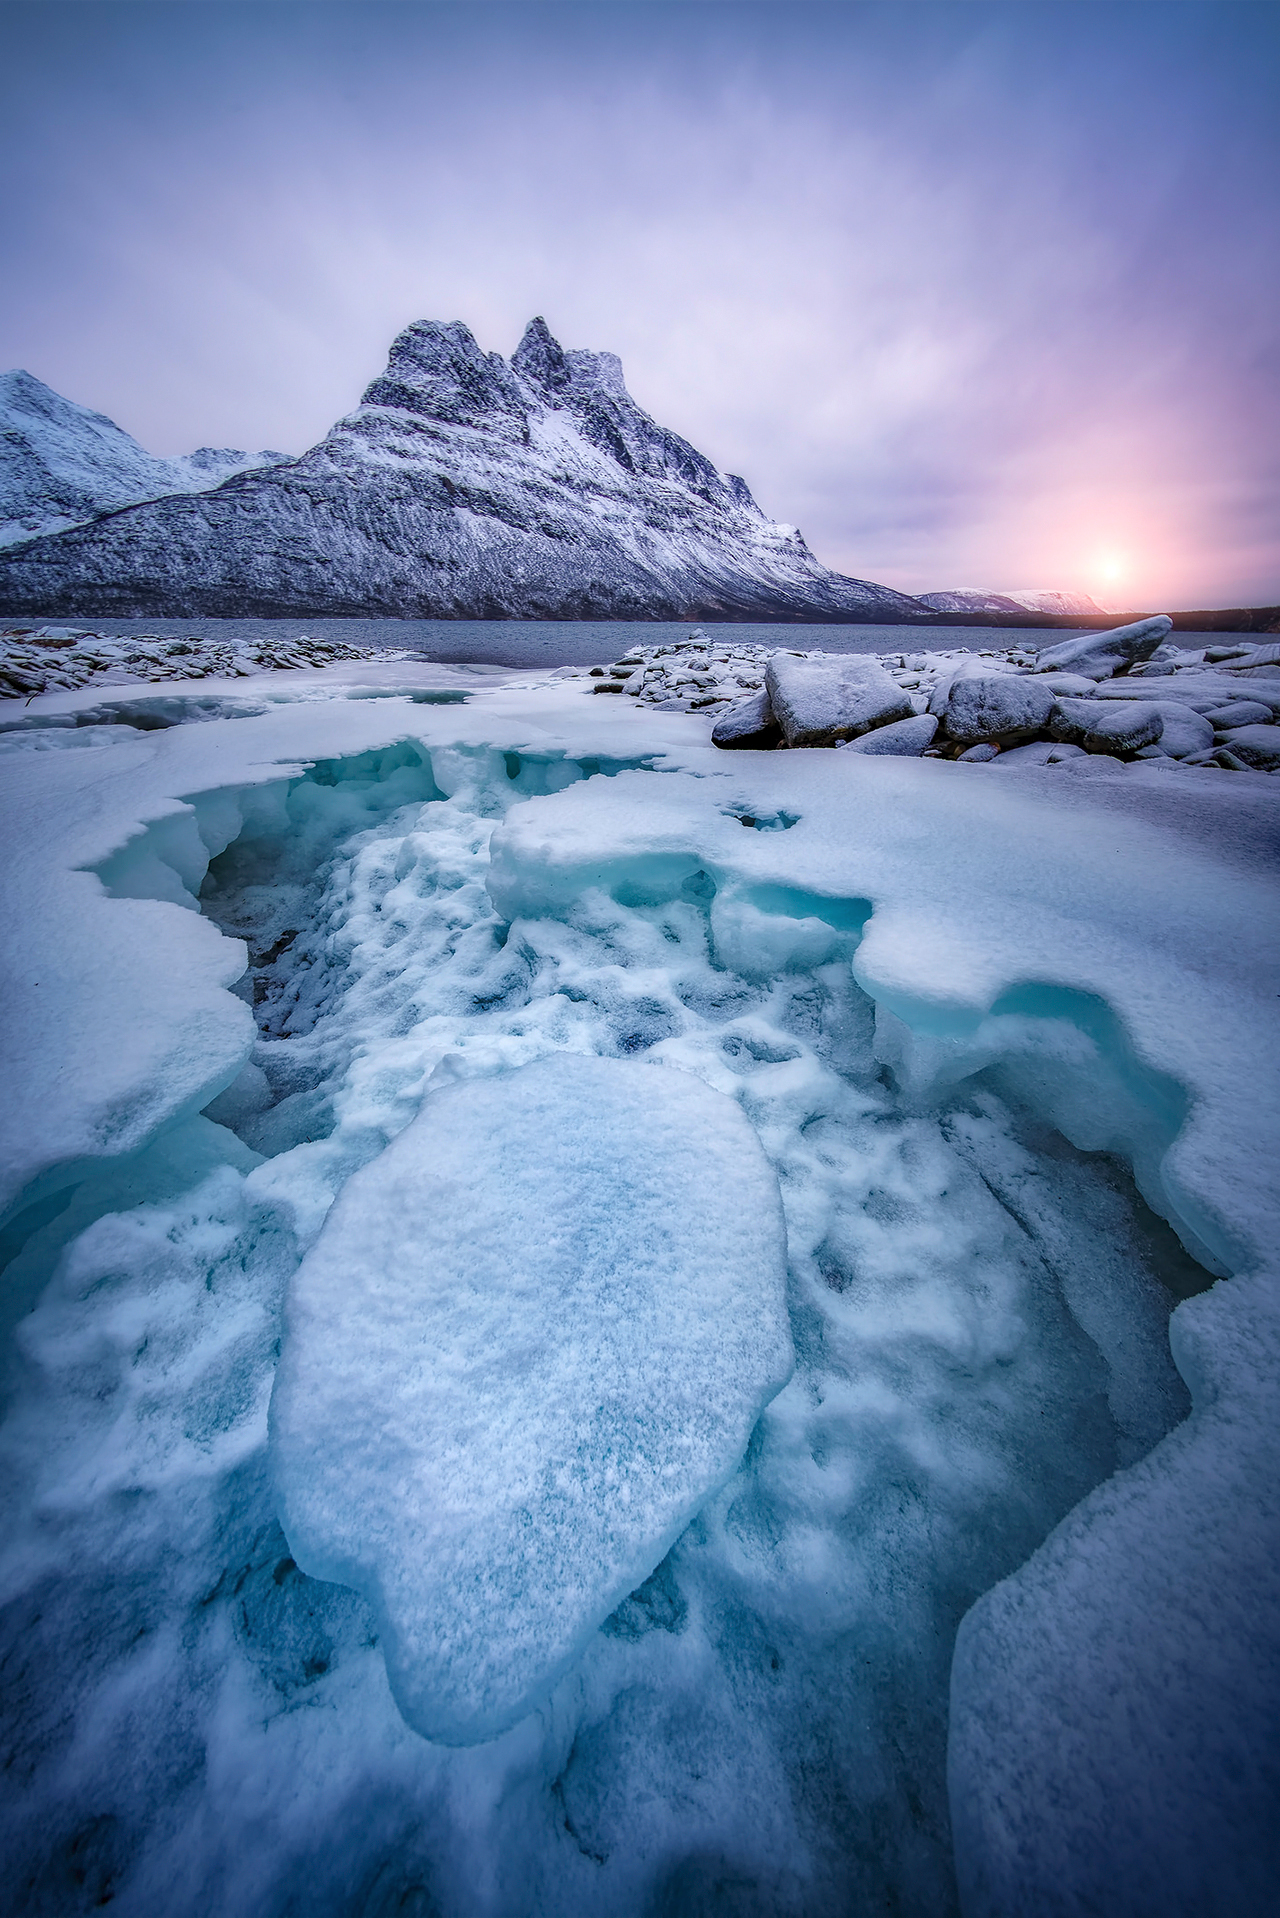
[0,319,926,622]
[0,369,284,550]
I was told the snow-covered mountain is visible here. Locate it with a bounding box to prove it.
[0,319,926,622]
[918,588,1105,616]
[0,369,286,550]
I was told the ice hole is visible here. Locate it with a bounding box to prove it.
[726,809,800,831]
[2,729,1229,1917]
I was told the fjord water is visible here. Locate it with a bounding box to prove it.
[26,616,1085,666]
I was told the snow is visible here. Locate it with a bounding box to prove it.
[273,1053,793,1744]
[0,651,1277,1914]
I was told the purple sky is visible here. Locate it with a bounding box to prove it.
[2,1,1277,608]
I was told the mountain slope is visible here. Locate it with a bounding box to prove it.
[0,370,285,549]
[919,588,1105,616]
[0,320,924,621]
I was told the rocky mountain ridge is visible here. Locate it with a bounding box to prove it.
[918,588,1106,616]
[0,369,285,549]
[0,319,927,623]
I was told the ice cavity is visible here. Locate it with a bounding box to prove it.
[271,1053,793,1743]
[0,671,1273,1915]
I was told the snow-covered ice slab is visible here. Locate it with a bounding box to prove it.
[272,1053,792,1744]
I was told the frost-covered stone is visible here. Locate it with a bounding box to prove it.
[838,713,938,756]
[957,742,1000,762]
[271,1053,793,1744]
[1038,672,1103,698]
[1206,702,1275,730]
[1051,698,1165,755]
[1140,704,1214,760]
[711,689,782,750]
[1219,724,1280,770]
[990,740,1059,767]
[764,652,913,747]
[935,672,1056,746]
[1032,615,1173,681]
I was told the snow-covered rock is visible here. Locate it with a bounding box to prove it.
[1205,701,1275,730]
[0,368,284,548]
[1033,615,1173,680]
[838,712,938,755]
[0,320,927,621]
[934,672,1056,746]
[764,651,913,747]
[1220,724,1280,770]
[1036,672,1101,698]
[710,689,781,749]
[1050,698,1166,755]
[1137,704,1215,760]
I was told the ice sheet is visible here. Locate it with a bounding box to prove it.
[0,659,1276,1915]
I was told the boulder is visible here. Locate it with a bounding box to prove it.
[1032,615,1173,681]
[1205,702,1275,730]
[1219,724,1280,770]
[991,740,1059,767]
[764,653,913,748]
[838,714,938,757]
[1037,673,1100,698]
[1140,704,1214,759]
[935,672,1055,746]
[957,742,1000,762]
[711,689,782,750]
[1050,698,1164,755]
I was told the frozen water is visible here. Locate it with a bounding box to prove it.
[0,662,1276,1915]
[273,1053,793,1743]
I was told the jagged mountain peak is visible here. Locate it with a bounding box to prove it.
[512,317,628,403]
[0,316,926,622]
[360,318,527,433]
[2,368,118,433]
[512,316,571,391]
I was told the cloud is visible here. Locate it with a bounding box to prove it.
[1,1,1276,605]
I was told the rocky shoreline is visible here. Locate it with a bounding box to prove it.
[0,623,405,697]
[6,613,1279,777]
[570,617,1280,774]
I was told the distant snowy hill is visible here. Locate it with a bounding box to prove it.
[0,319,926,621]
[918,588,1106,616]
[0,370,286,550]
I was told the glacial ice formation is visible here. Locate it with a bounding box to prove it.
[0,656,1276,1915]
[273,1053,793,1743]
